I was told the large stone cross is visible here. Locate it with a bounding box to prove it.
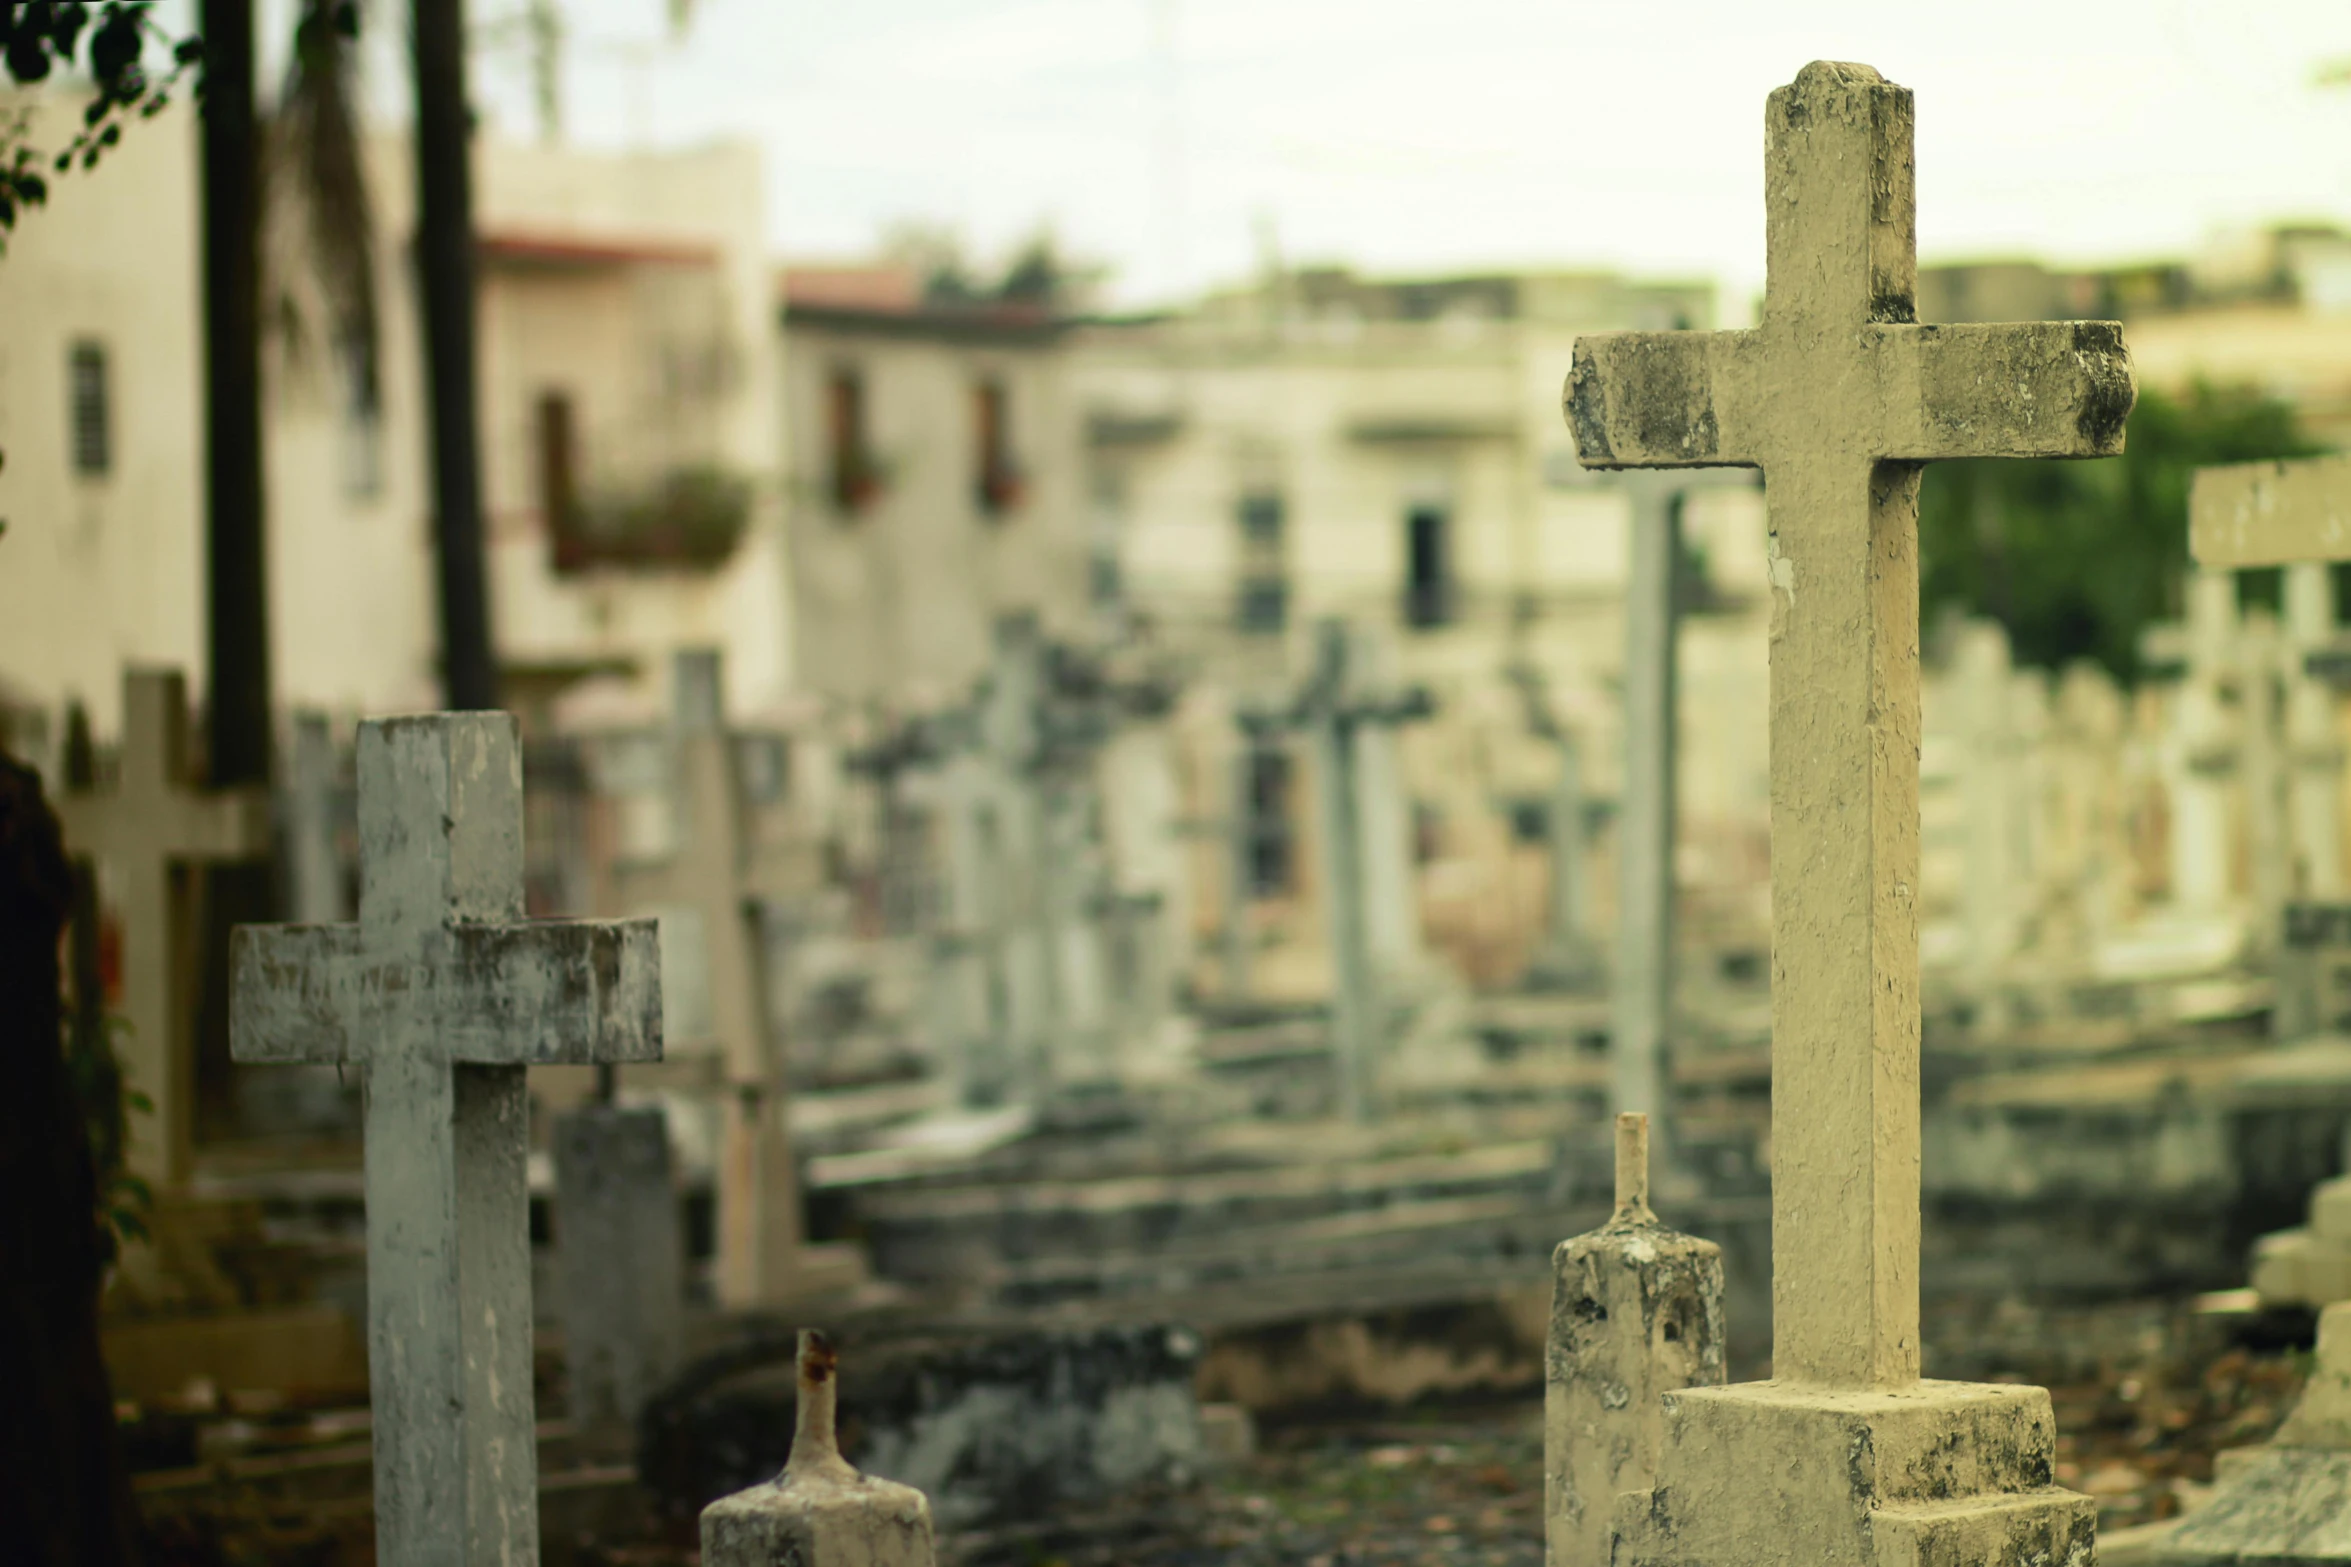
[232,714,661,1566]
[57,668,270,1187]
[608,650,804,1309]
[1569,61,2132,1388]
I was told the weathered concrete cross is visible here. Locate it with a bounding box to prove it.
[2194,452,2351,904]
[57,668,270,1187]
[608,650,804,1309]
[231,714,661,1566]
[1569,61,2132,1388]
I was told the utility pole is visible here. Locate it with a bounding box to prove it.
[414,0,501,710]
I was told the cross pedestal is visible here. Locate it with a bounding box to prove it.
[607,651,810,1310]
[232,713,662,1567]
[1568,61,2128,1565]
[57,668,270,1187]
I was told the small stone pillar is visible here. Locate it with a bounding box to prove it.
[554,1102,686,1436]
[1545,1113,1725,1567]
[702,1331,937,1567]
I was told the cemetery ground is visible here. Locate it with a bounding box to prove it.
[114,1289,2319,1564]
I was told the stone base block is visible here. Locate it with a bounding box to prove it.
[1611,1379,2094,1567]
[2253,1229,2351,1308]
[2159,1446,2351,1565]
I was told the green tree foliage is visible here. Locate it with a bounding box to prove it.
[1919,382,2327,682]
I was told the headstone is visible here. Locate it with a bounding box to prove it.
[2194,453,2351,927]
[554,1103,686,1436]
[1955,622,2023,996]
[608,651,805,1310]
[1567,59,2125,1564]
[699,1331,937,1567]
[1545,1113,1725,1567]
[230,713,662,1566]
[2278,902,2351,1043]
[57,668,271,1187]
[1291,619,1431,1121]
[2159,1301,2351,1563]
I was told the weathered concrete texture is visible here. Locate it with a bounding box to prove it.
[1569,56,2133,1390]
[230,714,664,1567]
[1613,1380,2093,1567]
[651,1324,1203,1531]
[1563,57,2118,1567]
[701,1332,936,1567]
[555,1104,686,1434]
[1546,1115,1725,1567]
[2160,1303,2351,1565]
[2190,452,2351,570]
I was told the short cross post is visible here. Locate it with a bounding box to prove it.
[232,714,661,1566]
[1568,60,2124,1566]
[58,668,271,1187]
[609,650,803,1309]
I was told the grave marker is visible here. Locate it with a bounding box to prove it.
[231,713,661,1566]
[610,650,805,1309]
[1567,60,2124,1562]
[58,668,271,1186]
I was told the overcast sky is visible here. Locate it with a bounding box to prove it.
[228,0,2351,309]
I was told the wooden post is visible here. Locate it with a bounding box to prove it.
[232,715,661,1565]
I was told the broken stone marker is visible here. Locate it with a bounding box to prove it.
[555,1101,686,1437]
[1569,60,2125,1567]
[2160,1301,2351,1564]
[231,714,662,1566]
[700,1330,937,1567]
[1546,1112,1725,1567]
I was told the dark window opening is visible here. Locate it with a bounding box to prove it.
[2237,566,2284,617]
[1243,746,1295,896]
[538,390,582,568]
[829,367,880,513]
[339,332,384,498]
[975,379,1023,515]
[1236,490,1289,634]
[1404,504,1454,628]
[69,340,111,478]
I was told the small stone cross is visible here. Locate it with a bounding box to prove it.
[2194,453,2351,902]
[57,668,270,1187]
[607,650,804,1309]
[1568,61,2133,1387]
[232,714,661,1566]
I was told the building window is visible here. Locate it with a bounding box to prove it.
[537,389,582,568]
[1404,503,1454,628]
[68,339,111,478]
[1243,745,1295,896]
[828,367,881,513]
[1235,490,1289,634]
[974,378,1023,515]
[1089,466,1125,610]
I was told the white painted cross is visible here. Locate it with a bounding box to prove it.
[2194,453,2351,903]
[608,650,805,1310]
[1568,61,2133,1386]
[231,713,661,1566]
[57,668,271,1187]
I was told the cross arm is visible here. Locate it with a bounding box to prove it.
[1565,330,1759,470]
[2190,453,2351,569]
[230,916,664,1066]
[1876,321,2133,462]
